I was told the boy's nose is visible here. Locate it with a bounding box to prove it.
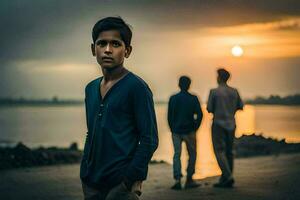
[105,44,112,53]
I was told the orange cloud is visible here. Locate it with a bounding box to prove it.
[200,18,300,58]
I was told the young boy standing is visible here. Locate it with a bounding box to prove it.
[80,17,158,200]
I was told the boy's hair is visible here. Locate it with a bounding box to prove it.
[179,76,191,91]
[217,68,230,83]
[92,17,132,47]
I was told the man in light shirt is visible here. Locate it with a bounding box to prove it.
[207,68,243,188]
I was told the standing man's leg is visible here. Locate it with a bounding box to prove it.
[171,133,183,190]
[226,129,235,174]
[184,132,196,180]
[183,132,200,189]
[212,124,233,187]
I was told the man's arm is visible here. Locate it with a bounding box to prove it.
[236,90,244,111]
[193,96,203,131]
[207,90,215,113]
[124,83,159,188]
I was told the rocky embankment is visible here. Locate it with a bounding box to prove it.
[235,134,300,158]
[0,142,82,170]
[1,134,300,170]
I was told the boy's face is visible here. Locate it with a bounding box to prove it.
[91,30,132,70]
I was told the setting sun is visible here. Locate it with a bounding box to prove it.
[231,45,244,57]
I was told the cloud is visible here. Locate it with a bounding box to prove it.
[245,18,300,31]
[0,0,300,99]
[209,18,300,33]
[0,0,299,67]
[270,19,300,30]
[196,18,300,59]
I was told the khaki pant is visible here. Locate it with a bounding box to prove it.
[82,182,140,200]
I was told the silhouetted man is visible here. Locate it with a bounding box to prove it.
[207,68,243,188]
[168,76,203,190]
[80,17,158,200]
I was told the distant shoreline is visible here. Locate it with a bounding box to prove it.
[0,98,83,107]
[0,102,84,107]
[1,102,300,107]
[245,94,300,105]
[0,93,299,106]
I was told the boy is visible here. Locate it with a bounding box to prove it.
[80,17,158,200]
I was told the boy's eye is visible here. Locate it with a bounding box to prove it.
[97,40,107,47]
[112,41,121,47]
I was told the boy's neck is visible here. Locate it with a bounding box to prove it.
[102,65,128,82]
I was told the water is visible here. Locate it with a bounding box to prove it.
[0,105,299,178]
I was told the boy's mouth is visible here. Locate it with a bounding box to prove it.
[102,57,114,62]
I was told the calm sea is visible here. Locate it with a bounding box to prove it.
[0,104,299,178]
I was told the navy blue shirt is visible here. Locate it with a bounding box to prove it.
[80,72,158,189]
[168,91,203,134]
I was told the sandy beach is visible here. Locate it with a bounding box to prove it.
[0,153,299,200]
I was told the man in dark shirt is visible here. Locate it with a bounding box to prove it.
[80,17,158,200]
[207,68,243,188]
[168,76,203,190]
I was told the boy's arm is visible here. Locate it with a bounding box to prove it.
[124,83,159,188]
[82,88,90,161]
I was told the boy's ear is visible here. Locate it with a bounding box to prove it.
[91,43,96,56]
[125,46,132,58]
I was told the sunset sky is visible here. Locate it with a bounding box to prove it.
[0,0,299,101]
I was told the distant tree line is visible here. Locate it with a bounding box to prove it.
[0,96,83,106]
[245,94,300,105]
[1,94,300,106]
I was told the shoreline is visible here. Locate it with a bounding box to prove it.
[0,103,300,107]
[0,153,299,200]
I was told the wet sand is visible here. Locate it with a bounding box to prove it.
[0,153,299,200]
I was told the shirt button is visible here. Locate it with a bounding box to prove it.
[98,113,102,117]
[100,104,104,107]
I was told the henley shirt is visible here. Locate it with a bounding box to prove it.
[80,72,158,189]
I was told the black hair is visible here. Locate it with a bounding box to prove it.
[92,17,132,47]
[179,76,191,91]
[217,68,230,83]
